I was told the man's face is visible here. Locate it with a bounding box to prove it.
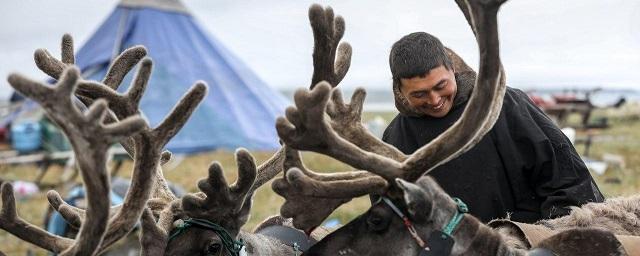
[399,65,457,118]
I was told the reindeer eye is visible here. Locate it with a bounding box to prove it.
[205,243,222,255]
[368,216,383,226]
[366,213,390,232]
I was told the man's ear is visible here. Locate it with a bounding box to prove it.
[396,178,432,222]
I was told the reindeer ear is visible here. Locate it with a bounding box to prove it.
[396,178,432,222]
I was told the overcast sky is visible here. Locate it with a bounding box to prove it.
[1,0,639,99]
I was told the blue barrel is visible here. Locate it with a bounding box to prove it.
[11,121,42,153]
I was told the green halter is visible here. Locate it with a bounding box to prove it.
[169,218,244,256]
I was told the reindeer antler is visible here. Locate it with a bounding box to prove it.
[403,0,507,181]
[138,146,290,254]
[35,34,147,156]
[29,34,207,254]
[309,4,352,88]
[273,145,387,231]
[275,0,508,231]
[181,149,256,222]
[2,67,146,255]
[272,4,396,232]
[278,0,507,181]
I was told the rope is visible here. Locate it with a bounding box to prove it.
[169,218,244,256]
[382,197,427,248]
[382,196,469,250]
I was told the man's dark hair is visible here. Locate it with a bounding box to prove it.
[389,32,452,88]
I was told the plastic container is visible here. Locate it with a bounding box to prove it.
[11,120,42,153]
[41,119,71,152]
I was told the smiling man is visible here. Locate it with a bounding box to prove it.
[382,32,604,223]
[399,65,456,118]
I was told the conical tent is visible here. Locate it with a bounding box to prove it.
[73,0,289,153]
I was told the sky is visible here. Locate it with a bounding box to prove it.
[1,0,639,100]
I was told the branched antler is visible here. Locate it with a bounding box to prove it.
[28,34,207,254]
[278,0,507,180]
[181,149,257,223]
[327,88,406,160]
[1,183,74,253]
[278,83,404,180]
[276,86,400,231]
[274,0,508,233]
[309,4,352,88]
[34,34,147,156]
[3,67,146,255]
[139,146,289,254]
[272,4,398,232]
[401,0,507,181]
[273,145,387,232]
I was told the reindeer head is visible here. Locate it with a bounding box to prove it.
[309,176,466,255]
[143,148,288,256]
[273,0,508,255]
[164,152,255,255]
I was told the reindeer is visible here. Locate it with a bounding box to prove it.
[273,0,640,255]
[0,3,353,256]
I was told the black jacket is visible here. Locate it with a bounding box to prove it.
[382,85,604,223]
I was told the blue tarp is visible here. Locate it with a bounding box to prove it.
[64,4,288,153]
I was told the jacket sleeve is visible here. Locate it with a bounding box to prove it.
[508,89,604,219]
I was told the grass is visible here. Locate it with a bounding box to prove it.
[1,106,639,255]
[574,103,640,197]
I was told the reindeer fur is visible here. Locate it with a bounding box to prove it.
[538,195,640,235]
